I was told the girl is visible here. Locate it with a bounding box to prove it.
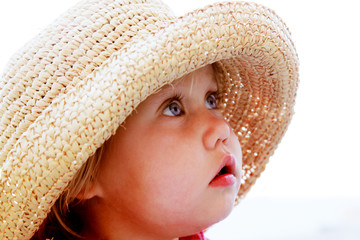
[0,0,299,239]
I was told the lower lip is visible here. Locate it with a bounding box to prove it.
[210,173,237,187]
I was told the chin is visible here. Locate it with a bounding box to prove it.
[203,197,237,230]
[216,202,235,223]
[166,200,235,239]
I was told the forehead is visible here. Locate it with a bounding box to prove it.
[159,65,217,94]
[125,65,219,123]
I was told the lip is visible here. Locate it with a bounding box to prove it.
[209,154,237,187]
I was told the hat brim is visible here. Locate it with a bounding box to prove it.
[0,1,298,238]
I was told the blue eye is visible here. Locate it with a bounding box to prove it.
[205,93,217,109]
[163,102,183,116]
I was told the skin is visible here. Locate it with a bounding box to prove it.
[78,65,242,240]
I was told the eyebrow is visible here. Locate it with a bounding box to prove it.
[148,89,179,115]
[153,83,178,99]
[149,72,218,108]
[143,84,178,108]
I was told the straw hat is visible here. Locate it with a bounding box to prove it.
[0,0,298,238]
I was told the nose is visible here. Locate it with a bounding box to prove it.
[201,111,231,150]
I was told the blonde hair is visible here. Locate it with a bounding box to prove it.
[34,144,106,239]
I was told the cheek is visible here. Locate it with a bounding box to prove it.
[112,128,200,192]
[139,135,203,195]
[111,135,207,225]
[229,130,242,163]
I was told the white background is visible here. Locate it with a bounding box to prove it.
[1,0,359,239]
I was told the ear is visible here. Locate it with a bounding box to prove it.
[75,181,103,200]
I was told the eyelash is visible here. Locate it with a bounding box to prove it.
[170,94,184,103]
[162,94,184,117]
[162,92,218,117]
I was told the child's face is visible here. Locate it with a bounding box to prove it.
[87,65,242,238]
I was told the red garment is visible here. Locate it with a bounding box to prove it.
[180,231,208,240]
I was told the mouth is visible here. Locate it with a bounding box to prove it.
[209,155,237,187]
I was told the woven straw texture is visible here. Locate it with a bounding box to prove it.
[0,0,299,239]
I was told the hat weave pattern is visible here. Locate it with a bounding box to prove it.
[0,0,298,239]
